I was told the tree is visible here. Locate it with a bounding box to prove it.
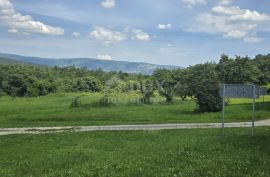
[3,74,28,97]
[153,69,175,103]
[217,55,260,84]
[254,54,270,85]
[105,75,126,92]
[188,63,222,112]
[172,69,191,101]
[74,76,103,92]
[217,54,234,84]
[139,78,155,104]
[0,70,4,90]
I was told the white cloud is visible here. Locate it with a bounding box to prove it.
[0,0,64,35]
[183,0,233,8]
[72,32,80,37]
[89,26,127,44]
[243,36,262,43]
[89,26,150,43]
[219,0,232,6]
[186,4,270,42]
[224,30,247,39]
[212,6,270,21]
[132,29,150,41]
[8,28,30,36]
[8,28,18,34]
[158,24,172,30]
[212,6,241,15]
[97,54,112,60]
[101,0,116,9]
[230,10,270,22]
[182,0,207,8]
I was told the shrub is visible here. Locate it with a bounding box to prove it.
[70,96,81,108]
[73,76,103,92]
[188,63,222,112]
[139,79,154,104]
[99,92,111,107]
[105,75,127,92]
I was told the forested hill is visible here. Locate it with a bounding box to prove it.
[0,53,182,75]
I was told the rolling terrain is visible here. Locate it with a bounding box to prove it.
[0,53,182,74]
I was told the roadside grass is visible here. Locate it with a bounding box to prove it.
[0,128,269,177]
[0,93,269,128]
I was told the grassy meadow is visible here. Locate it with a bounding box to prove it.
[1,128,270,177]
[0,92,269,128]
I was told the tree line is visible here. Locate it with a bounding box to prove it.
[0,54,270,112]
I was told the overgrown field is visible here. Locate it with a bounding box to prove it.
[0,93,269,128]
[0,128,270,177]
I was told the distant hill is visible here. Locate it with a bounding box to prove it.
[0,57,29,65]
[0,53,182,74]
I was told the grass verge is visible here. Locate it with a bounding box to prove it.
[0,128,269,176]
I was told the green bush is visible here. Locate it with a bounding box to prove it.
[99,92,111,107]
[188,63,222,112]
[139,79,154,104]
[70,96,81,108]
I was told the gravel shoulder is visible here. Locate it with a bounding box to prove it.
[1,119,269,136]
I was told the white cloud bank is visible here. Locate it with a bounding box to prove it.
[0,0,64,35]
[97,54,112,60]
[89,26,127,44]
[186,4,270,42]
[89,26,150,44]
[182,0,207,8]
[101,0,116,9]
[182,0,232,8]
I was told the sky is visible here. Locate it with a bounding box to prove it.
[0,0,270,67]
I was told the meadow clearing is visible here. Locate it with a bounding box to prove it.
[0,92,269,128]
[1,92,270,176]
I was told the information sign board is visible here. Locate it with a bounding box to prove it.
[220,84,257,98]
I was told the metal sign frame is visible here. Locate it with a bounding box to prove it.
[220,84,257,136]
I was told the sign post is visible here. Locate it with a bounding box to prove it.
[252,85,256,136]
[220,84,259,136]
[260,87,267,103]
[221,84,225,136]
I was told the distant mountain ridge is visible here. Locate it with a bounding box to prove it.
[0,53,182,74]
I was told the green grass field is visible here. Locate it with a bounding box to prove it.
[0,93,270,128]
[1,128,269,177]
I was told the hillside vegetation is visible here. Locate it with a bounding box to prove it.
[1,54,270,113]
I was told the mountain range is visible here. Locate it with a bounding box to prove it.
[0,53,182,75]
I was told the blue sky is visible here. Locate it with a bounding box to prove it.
[0,0,270,67]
